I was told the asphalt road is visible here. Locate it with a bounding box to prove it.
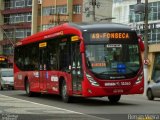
[0,90,160,120]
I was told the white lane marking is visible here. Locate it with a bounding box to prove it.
[0,94,109,120]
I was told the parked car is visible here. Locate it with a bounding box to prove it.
[147,79,160,100]
[0,68,14,90]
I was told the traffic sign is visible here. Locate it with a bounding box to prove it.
[144,59,150,65]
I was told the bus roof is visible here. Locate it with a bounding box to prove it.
[15,22,133,46]
[68,22,132,32]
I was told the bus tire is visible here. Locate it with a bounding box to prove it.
[108,95,121,103]
[147,89,154,100]
[61,80,71,103]
[25,80,34,97]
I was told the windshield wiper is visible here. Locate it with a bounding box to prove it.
[97,67,137,75]
[125,67,137,74]
[98,71,109,75]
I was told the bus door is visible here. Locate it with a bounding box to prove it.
[39,42,48,92]
[71,41,83,92]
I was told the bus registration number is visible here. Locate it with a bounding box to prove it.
[113,89,123,93]
[105,81,131,86]
[121,82,131,86]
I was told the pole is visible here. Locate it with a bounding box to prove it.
[144,0,148,95]
[40,0,43,31]
[57,13,60,25]
[54,0,57,25]
[92,0,96,21]
[1,27,14,47]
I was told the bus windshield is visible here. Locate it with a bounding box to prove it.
[85,44,141,79]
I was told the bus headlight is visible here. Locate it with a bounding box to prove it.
[86,73,100,86]
[136,72,143,84]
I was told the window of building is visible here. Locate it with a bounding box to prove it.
[129,1,160,43]
[42,24,55,31]
[16,30,24,38]
[5,13,32,24]
[15,0,25,8]
[26,29,31,37]
[4,1,10,9]
[129,1,160,22]
[57,5,67,14]
[157,29,160,41]
[4,29,31,40]
[27,13,32,22]
[27,0,32,6]
[10,1,14,9]
[73,5,81,14]
[42,6,67,16]
[3,45,14,55]
[4,0,31,9]
[4,16,10,24]
[43,7,51,16]
[4,31,13,39]
[50,7,56,15]
[9,15,14,23]
[15,14,25,23]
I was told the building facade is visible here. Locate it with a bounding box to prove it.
[82,0,113,22]
[0,0,32,62]
[112,0,160,82]
[31,0,113,33]
[0,0,113,65]
[32,0,83,34]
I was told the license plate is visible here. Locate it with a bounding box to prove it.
[113,89,123,93]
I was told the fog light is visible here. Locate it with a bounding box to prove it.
[88,89,92,93]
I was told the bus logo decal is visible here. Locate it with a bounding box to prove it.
[46,72,49,79]
[33,72,39,78]
[51,75,58,82]
[44,31,63,39]
[18,74,22,80]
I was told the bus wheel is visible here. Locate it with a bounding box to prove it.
[61,80,71,103]
[108,95,121,103]
[25,80,33,97]
[147,89,154,100]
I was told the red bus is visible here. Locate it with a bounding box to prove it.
[0,55,11,68]
[14,23,144,103]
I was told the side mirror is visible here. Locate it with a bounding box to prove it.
[138,36,145,52]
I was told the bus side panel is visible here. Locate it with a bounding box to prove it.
[58,72,73,96]
[42,71,73,95]
[28,71,40,92]
[44,71,60,94]
[81,78,115,97]
[14,71,25,90]
[127,77,144,94]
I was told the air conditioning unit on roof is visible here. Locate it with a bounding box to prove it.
[38,0,42,4]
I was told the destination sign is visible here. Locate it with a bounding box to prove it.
[91,32,130,41]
